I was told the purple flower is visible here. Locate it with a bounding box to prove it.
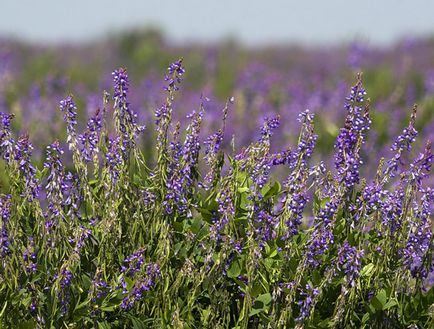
[164,111,203,215]
[164,59,185,92]
[260,115,280,142]
[209,188,234,243]
[305,200,338,268]
[59,267,72,289]
[78,108,102,162]
[362,182,387,213]
[44,141,67,225]
[0,112,15,163]
[294,110,317,165]
[284,192,308,237]
[120,263,160,310]
[57,266,73,314]
[403,188,433,279]
[14,135,39,200]
[154,60,186,171]
[280,110,318,238]
[391,106,418,152]
[106,137,123,185]
[253,209,279,249]
[407,141,432,189]
[59,96,78,149]
[296,284,319,322]
[91,274,112,302]
[0,195,11,258]
[334,76,370,189]
[202,129,224,189]
[381,187,405,236]
[384,106,418,179]
[337,241,364,287]
[121,249,146,276]
[64,173,82,220]
[112,68,145,156]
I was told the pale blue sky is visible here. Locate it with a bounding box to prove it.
[1,0,433,45]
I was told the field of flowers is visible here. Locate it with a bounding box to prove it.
[0,33,433,328]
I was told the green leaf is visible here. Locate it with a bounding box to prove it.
[262,181,280,199]
[237,187,249,194]
[249,293,272,316]
[74,300,89,312]
[101,305,117,312]
[383,298,398,310]
[249,307,263,316]
[227,258,242,278]
[256,293,272,306]
[370,289,387,310]
[20,296,31,308]
[88,179,99,186]
[361,312,370,324]
[124,277,134,291]
[361,263,375,277]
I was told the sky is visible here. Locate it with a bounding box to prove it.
[1,0,434,46]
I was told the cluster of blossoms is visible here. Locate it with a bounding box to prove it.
[120,263,161,310]
[0,195,11,258]
[163,123,184,214]
[164,59,185,92]
[1,113,40,201]
[209,187,235,243]
[381,186,405,236]
[408,141,433,188]
[391,106,418,152]
[337,241,364,287]
[305,200,339,268]
[296,284,320,322]
[259,115,280,144]
[54,265,73,314]
[14,135,39,200]
[202,128,224,189]
[59,96,78,150]
[281,110,317,238]
[90,273,112,304]
[163,110,203,216]
[250,116,284,190]
[0,57,433,328]
[403,188,433,279]
[0,112,14,162]
[334,78,371,189]
[201,98,229,190]
[384,106,418,179]
[121,249,146,275]
[78,108,103,162]
[44,141,68,227]
[253,209,279,249]
[112,68,145,156]
[64,172,82,220]
[361,182,388,214]
[105,137,123,185]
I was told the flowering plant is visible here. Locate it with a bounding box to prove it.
[0,60,432,328]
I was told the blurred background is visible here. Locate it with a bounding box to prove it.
[1,0,434,176]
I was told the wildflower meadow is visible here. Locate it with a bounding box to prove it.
[0,37,433,328]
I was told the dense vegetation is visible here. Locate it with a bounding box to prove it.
[0,34,433,328]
